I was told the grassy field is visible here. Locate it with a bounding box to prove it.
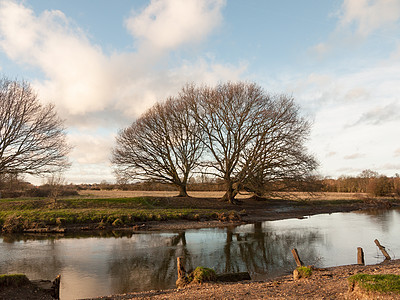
[77,190,371,200]
[0,194,230,233]
[0,190,396,234]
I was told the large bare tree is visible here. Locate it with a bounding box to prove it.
[184,82,317,203]
[112,96,203,197]
[0,77,70,177]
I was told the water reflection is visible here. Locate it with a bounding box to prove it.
[0,208,399,300]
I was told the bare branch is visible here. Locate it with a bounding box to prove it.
[0,77,71,177]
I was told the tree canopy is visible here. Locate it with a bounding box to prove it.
[112,97,204,197]
[0,77,70,177]
[112,82,318,202]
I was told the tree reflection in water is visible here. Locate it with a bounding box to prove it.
[106,224,322,292]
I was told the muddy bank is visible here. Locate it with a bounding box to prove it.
[3,197,398,234]
[86,259,400,299]
[117,198,399,232]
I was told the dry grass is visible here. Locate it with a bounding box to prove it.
[77,190,368,201]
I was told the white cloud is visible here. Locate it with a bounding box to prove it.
[0,1,112,115]
[343,153,365,160]
[0,0,238,121]
[339,0,400,37]
[125,0,225,51]
[68,133,114,165]
[0,0,243,183]
[352,102,400,126]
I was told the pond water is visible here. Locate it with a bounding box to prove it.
[0,208,399,300]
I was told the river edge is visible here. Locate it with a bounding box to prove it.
[57,198,400,233]
[1,201,400,299]
[86,260,400,300]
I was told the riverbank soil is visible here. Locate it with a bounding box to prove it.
[88,259,400,299]
[139,193,399,231]
[0,191,399,233]
[0,282,53,300]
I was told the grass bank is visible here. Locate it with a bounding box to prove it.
[0,192,398,233]
[0,196,234,233]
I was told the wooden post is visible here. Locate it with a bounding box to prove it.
[52,275,61,299]
[357,247,365,265]
[374,239,391,260]
[291,248,304,267]
[177,257,186,279]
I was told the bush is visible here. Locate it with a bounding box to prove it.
[2,215,25,233]
[0,274,30,287]
[189,267,217,283]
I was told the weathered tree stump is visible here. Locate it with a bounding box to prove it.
[374,239,391,260]
[216,272,251,282]
[176,257,188,288]
[357,247,365,265]
[52,275,61,299]
[291,248,304,267]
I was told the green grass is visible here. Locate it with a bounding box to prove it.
[0,197,223,232]
[348,274,400,294]
[0,274,30,287]
[189,267,217,283]
[296,266,312,278]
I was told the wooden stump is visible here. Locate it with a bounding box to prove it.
[176,257,188,288]
[291,248,304,267]
[374,239,391,260]
[216,272,251,282]
[357,247,365,265]
[52,275,61,299]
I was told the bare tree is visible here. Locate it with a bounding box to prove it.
[185,82,317,203]
[112,96,203,197]
[45,172,66,204]
[0,77,71,178]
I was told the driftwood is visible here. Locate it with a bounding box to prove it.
[31,274,61,299]
[24,227,66,233]
[176,257,251,288]
[374,239,391,260]
[216,272,251,282]
[291,248,304,267]
[357,247,365,265]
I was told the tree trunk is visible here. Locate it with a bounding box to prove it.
[222,180,238,204]
[177,184,188,197]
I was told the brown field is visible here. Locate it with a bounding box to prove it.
[77,190,370,201]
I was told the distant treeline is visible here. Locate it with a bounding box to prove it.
[1,170,399,198]
[320,170,400,196]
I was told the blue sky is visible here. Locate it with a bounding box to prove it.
[1,0,400,184]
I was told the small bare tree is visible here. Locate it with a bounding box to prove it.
[185,82,317,203]
[0,77,71,177]
[45,172,66,204]
[112,96,204,197]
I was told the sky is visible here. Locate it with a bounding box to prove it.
[0,0,400,184]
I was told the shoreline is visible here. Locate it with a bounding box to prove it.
[1,195,398,235]
[1,197,399,299]
[87,259,400,299]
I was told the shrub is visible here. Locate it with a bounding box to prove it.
[189,267,217,283]
[2,215,25,233]
[0,274,30,287]
[297,266,312,278]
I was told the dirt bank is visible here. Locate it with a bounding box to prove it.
[87,259,400,300]
[131,196,399,231]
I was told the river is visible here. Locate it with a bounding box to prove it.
[0,208,399,299]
